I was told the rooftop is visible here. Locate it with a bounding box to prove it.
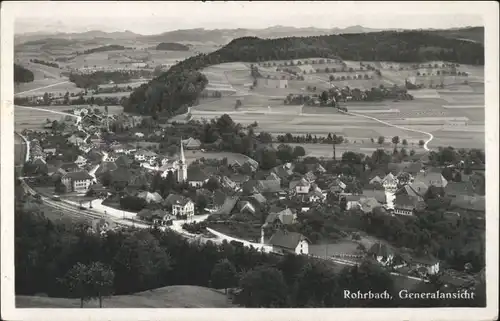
[268,230,309,250]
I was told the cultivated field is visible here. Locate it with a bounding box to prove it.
[16,285,234,308]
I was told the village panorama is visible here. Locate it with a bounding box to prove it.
[12,16,486,309]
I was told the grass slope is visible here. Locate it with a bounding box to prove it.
[17,285,234,308]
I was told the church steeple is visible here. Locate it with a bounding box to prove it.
[180,137,185,165]
[177,137,187,182]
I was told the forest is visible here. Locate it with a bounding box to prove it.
[123,30,484,116]
[14,64,34,83]
[80,45,131,55]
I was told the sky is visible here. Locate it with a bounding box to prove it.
[11,1,485,35]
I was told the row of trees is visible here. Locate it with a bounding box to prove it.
[30,58,59,68]
[69,71,134,89]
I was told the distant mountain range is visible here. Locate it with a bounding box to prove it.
[14,25,484,46]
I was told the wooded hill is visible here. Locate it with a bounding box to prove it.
[155,42,190,51]
[123,30,484,116]
[14,64,34,83]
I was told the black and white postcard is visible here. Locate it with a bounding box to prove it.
[1,1,498,320]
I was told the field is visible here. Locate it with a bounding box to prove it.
[15,39,485,154]
[16,285,234,308]
[189,59,485,152]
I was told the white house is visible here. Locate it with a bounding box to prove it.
[134,132,145,138]
[382,173,398,192]
[61,171,93,193]
[268,230,310,255]
[290,178,310,195]
[74,155,87,168]
[412,257,440,275]
[171,197,195,217]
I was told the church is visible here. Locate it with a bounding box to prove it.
[159,139,188,182]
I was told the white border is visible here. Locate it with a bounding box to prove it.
[1,2,498,321]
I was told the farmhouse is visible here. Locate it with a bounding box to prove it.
[74,155,87,168]
[182,137,202,150]
[61,171,93,193]
[268,230,310,255]
[290,178,311,194]
[414,171,448,188]
[393,195,425,216]
[137,191,163,203]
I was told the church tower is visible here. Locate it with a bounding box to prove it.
[177,138,188,183]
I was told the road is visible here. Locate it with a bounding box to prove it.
[341,110,434,151]
[14,81,70,96]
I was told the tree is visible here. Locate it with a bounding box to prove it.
[293,146,306,159]
[331,134,343,161]
[237,266,288,307]
[43,92,50,105]
[402,139,408,146]
[418,140,425,147]
[391,136,400,150]
[211,259,237,294]
[87,262,115,308]
[377,136,385,146]
[204,177,221,192]
[258,131,273,144]
[61,263,93,308]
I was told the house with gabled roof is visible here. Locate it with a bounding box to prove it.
[74,155,87,168]
[369,175,383,185]
[393,194,426,216]
[382,173,398,192]
[264,208,297,230]
[304,171,317,183]
[187,166,210,187]
[414,171,448,188]
[368,242,394,266]
[268,230,310,255]
[137,191,163,203]
[182,137,202,150]
[290,178,311,194]
[214,196,240,215]
[328,177,347,193]
[164,194,195,217]
[359,197,383,213]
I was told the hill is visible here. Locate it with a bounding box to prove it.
[155,42,190,51]
[16,285,234,308]
[123,29,484,116]
[430,26,484,44]
[14,64,34,83]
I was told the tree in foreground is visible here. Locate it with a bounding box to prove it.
[60,263,93,308]
[210,259,238,294]
[60,261,115,308]
[236,266,288,307]
[88,262,115,308]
